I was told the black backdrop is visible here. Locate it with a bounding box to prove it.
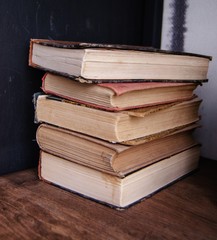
[0,0,163,175]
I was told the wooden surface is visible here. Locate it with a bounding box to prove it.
[0,158,216,240]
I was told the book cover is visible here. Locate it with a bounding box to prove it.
[29,39,211,83]
[38,146,200,208]
[36,123,199,177]
[34,94,201,143]
[41,73,198,111]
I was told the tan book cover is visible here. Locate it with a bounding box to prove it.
[42,73,198,111]
[34,94,201,142]
[36,123,199,177]
[38,146,200,208]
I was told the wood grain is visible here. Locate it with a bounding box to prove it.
[0,158,216,240]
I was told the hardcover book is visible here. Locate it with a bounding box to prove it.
[41,73,198,111]
[39,146,200,208]
[29,39,211,83]
[34,94,201,142]
[36,123,199,177]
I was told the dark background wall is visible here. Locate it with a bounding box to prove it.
[0,0,163,175]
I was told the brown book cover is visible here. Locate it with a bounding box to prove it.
[29,39,211,83]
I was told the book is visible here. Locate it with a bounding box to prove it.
[41,73,198,111]
[38,146,201,208]
[36,123,199,177]
[34,94,201,142]
[29,39,211,83]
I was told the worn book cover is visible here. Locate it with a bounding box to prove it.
[36,123,199,177]
[34,94,201,143]
[29,39,211,83]
[38,146,200,209]
[41,73,198,111]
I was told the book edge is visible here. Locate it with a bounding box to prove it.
[35,65,209,83]
[38,155,199,210]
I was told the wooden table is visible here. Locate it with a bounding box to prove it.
[0,158,217,240]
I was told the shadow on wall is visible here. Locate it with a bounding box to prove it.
[0,0,163,175]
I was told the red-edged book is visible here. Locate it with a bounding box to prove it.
[41,73,198,111]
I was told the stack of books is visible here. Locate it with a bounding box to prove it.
[29,39,211,209]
